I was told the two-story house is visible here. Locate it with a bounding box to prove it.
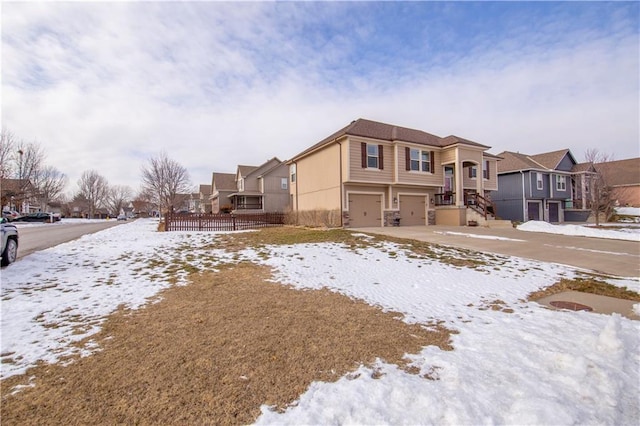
[228,157,290,213]
[492,149,591,223]
[210,172,236,213]
[288,118,500,227]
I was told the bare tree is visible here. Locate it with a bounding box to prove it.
[77,170,110,219]
[33,166,68,211]
[584,149,615,226]
[107,184,133,216]
[140,152,191,215]
[14,140,45,183]
[0,128,17,179]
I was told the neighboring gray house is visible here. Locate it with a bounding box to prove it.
[229,157,290,213]
[492,149,590,223]
[210,172,236,213]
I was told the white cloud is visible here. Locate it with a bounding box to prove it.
[1,2,638,195]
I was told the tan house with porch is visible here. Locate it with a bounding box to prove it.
[228,158,290,213]
[288,118,500,227]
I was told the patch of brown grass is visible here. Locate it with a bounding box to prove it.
[1,263,451,425]
[528,277,640,302]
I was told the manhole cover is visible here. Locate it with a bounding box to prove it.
[549,301,593,312]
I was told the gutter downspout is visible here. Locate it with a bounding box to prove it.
[520,170,526,221]
[337,140,344,227]
[294,161,299,225]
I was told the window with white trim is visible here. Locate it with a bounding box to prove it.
[483,160,490,180]
[281,177,288,190]
[469,166,477,178]
[556,175,566,191]
[409,149,431,172]
[290,164,296,183]
[536,172,543,190]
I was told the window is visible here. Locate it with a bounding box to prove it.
[407,148,432,172]
[536,172,543,190]
[469,166,477,178]
[362,143,384,170]
[483,160,490,180]
[281,177,288,190]
[238,178,244,191]
[367,144,379,168]
[556,175,566,191]
[290,164,296,183]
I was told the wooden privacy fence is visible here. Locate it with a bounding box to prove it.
[165,212,286,232]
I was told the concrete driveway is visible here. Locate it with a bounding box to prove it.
[355,225,640,278]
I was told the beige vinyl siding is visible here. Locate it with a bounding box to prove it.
[440,148,456,165]
[484,158,498,190]
[348,137,393,183]
[294,144,342,211]
[396,145,443,186]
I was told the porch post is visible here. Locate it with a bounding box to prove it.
[455,163,464,207]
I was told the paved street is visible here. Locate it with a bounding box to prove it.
[15,220,124,260]
[356,225,640,278]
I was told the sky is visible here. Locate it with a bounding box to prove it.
[1,218,639,423]
[1,1,639,195]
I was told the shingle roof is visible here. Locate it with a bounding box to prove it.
[572,162,595,173]
[237,165,258,178]
[529,149,574,170]
[199,185,212,196]
[497,149,578,174]
[496,151,546,173]
[212,173,236,191]
[290,118,490,161]
[595,158,640,186]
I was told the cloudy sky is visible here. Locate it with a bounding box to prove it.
[2,1,638,194]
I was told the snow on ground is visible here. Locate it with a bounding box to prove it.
[615,206,640,217]
[433,230,525,242]
[1,219,639,424]
[518,220,640,242]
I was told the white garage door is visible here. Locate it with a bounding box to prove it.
[399,195,426,226]
[348,194,382,227]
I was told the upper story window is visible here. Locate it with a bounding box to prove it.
[405,147,432,173]
[367,144,379,168]
[483,160,490,180]
[238,178,244,191]
[290,164,296,183]
[536,172,543,190]
[361,143,384,170]
[469,166,477,178]
[281,177,288,190]
[556,175,566,191]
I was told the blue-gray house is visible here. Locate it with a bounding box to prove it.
[491,149,592,223]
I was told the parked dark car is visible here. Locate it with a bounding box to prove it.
[1,217,19,266]
[15,212,60,223]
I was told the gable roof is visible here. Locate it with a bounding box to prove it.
[291,118,490,161]
[529,149,575,170]
[572,162,596,173]
[497,149,577,174]
[237,165,258,179]
[594,158,640,186]
[212,172,236,191]
[246,157,283,178]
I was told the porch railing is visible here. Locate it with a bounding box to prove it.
[165,212,285,231]
[434,192,497,219]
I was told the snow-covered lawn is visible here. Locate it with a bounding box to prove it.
[1,219,639,424]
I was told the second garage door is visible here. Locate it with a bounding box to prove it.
[348,194,382,227]
[399,195,426,226]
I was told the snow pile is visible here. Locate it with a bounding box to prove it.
[518,220,640,241]
[615,207,640,217]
